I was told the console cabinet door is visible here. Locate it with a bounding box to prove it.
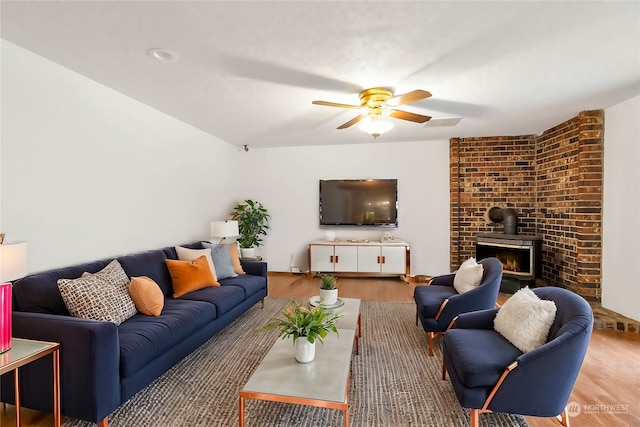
[380,246,407,274]
[333,246,358,272]
[357,246,383,272]
[309,245,335,272]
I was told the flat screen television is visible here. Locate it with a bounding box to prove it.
[319,179,398,227]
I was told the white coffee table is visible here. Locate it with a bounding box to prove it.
[239,328,355,427]
[310,297,362,355]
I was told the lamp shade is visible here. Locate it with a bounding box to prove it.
[210,221,239,239]
[0,241,28,282]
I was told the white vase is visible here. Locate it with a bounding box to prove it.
[240,247,255,258]
[295,338,316,363]
[319,288,338,305]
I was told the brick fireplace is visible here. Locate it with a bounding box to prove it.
[449,110,604,301]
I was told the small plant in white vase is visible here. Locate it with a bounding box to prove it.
[258,300,342,363]
[319,274,338,305]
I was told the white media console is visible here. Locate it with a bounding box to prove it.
[308,240,410,281]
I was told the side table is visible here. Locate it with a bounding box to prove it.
[0,338,61,427]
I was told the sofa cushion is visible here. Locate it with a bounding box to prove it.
[118,250,173,296]
[202,242,241,280]
[219,274,265,298]
[175,246,217,280]
[166,256,218,298]
[118,298,216,377]
[228,244,245,275]
[444,328,523,387]
[177,285,246,317]
[454,257,484,293]
[57,260,137,326]
[494,286,557,353]
[129,276,164,316]
[414,285,458,318]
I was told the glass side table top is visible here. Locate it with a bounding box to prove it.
[0,338,60,374]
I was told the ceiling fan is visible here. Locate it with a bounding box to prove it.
[312,87,432,138]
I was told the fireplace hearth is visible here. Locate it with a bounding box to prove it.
[476,233,542,293]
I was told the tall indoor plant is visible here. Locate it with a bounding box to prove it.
[230,199,270,258]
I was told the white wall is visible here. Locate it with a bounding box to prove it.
[234,142,451,276]
[1,41,452,277]
[602,95,640,321]
[0,41,238,272]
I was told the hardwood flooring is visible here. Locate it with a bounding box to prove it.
[3,273,639,427]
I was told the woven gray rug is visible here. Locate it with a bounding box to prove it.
[63,298,528,427]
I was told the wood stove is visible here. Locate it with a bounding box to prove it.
[476,233,542,292]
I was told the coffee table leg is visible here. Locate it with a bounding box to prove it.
[355,313,362,355]
[239,395,245,427]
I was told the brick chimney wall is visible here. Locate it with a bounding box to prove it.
[449,135,537,271]
[450,110,604,300]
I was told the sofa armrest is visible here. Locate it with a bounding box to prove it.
[240,260,267,278]
[431,273,455,287]
[2,312,121,424]
[453,308,499,330]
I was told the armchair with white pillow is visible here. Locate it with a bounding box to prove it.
[442,286,593,427]
[414,257,503,356]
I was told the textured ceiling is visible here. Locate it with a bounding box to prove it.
[1,1,639,148]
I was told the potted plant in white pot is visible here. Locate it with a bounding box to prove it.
[230,199,270,258]
[259,300,342,363]
[320,274,338,305]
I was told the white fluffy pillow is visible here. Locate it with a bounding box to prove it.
[453,257,484,293]
[494,286,557,353]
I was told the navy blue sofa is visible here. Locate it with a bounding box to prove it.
[1,241,267,427]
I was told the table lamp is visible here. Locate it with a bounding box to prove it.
[0,241,28,353]
[210,220,239,244]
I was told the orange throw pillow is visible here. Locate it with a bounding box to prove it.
[129,276,164,316]
[228,244,245,275]
[166,256,219,298]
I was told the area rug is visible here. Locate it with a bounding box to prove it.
[63,298,528,426]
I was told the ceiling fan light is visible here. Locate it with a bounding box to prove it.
[359,116,394,139]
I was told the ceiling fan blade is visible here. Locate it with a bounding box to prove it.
[312,100,361,109]
[337,114,365,129]
[389,89,432,106]
[389,110,432,123]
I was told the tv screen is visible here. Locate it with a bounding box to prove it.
[319,179,398,227]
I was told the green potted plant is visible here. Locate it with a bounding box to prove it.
[230,199,270,258]
[320,274,338,305]
[259,299,342,363]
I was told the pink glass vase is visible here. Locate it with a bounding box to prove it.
[0,282,11,353]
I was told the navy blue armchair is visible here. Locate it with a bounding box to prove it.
[414,257,502,356]
[442,287,593,427]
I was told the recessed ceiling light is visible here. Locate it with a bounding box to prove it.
[148,48,179,62]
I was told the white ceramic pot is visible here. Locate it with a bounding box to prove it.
[295,338,315,363]
[240,247,255,258]
[319,288,338,306]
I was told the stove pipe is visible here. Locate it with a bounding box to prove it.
[486,206,518,235]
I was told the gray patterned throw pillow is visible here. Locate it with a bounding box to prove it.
[58,259,137,325]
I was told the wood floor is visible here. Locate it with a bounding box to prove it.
[3,273,639,427]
